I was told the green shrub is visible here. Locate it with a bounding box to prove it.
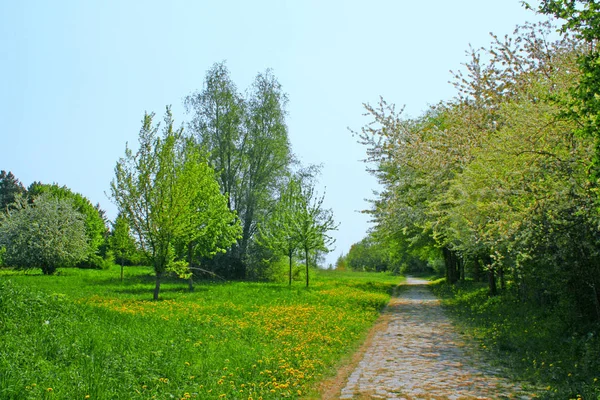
[76,254,108,270]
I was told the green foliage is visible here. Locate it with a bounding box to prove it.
[257,169,305,284]
[294,167,338,287]
[355,20,600,393]
[335,253,347,270]
[27,182,108,260]
[533,1,600,176]
[344,235,390,272]
[0,193,89,274]
[339,231,432,275]
[357,21,600,316]
[109,213,138,266]
[111,106,240,299]
[185,62,293,279]
[0,266,400,399]
[0,170,26,211]
[432,280,600,399]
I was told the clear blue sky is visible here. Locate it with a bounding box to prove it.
[1,0,547,267]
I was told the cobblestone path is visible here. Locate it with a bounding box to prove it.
[338,277,535,399]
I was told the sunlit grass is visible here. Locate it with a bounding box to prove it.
[0,266,401,399]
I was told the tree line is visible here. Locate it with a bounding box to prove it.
[0,174,109,274]
[0,62,337,299]
[355,2,600,325]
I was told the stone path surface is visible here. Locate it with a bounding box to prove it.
[338,277,535,399]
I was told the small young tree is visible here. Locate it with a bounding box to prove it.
[257,172,304,285]
[295,171,338,287]
[109,213,137,281]
[0,193,89,274]
[111,106,240,300]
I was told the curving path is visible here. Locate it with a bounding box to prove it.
[337,277,534,399]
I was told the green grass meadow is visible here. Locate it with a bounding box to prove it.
[0,266,402,399]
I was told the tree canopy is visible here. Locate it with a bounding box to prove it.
[0,171,26,211]
[27,182,108,262]
[185,62,293,278]
[357,21,600,321]
[0,193,89,274]
[111,106,240,300]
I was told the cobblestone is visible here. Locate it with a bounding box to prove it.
[338,277,535,399]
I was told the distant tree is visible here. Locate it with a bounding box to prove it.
[109,213,137,281]
[0,193,89,274]
[295,170,338,287]
[185,63,292,278]
[27,182,108,265]
[257,172,304,285]
[345,235,390,272]
[0,171,26,211]
[111,106,240,300]
[239,70,292,268]
[185,61,245,212]
[335,253,347,271]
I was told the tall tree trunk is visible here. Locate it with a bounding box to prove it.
[499,265,505,291]
[459,256,465,281]
[153,271,162,301]
[442,248,458,284]
[479,254,496,296]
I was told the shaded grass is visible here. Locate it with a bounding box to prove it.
[431,280,600,399]
[0,266,400,399]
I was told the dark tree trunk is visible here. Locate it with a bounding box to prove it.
[443,247,459,284]
[480,254,497,296]
[458,256,465,281]
[499,265,505,291]
[153,271,162,301]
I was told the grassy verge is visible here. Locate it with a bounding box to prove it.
[431,280,600,399]
[0,266,401,399]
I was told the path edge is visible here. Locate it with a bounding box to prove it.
[315,282,405,400]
